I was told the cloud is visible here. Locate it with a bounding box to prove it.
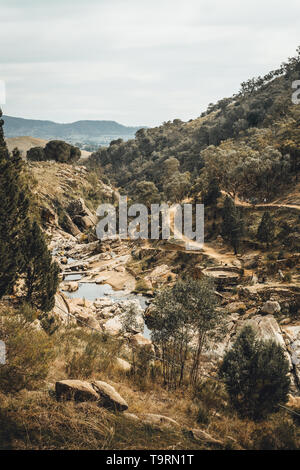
[0,0,299,125]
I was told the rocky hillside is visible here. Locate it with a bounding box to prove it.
[88,48,300,205]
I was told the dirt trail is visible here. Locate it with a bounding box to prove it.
[221,191,300,211]
[142,206,241,267]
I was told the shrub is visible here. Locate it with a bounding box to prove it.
[27,146,45,162]
[251,415,298,450]
[219,326,290,420]
[44,140,81,163]
[0,308,54,393]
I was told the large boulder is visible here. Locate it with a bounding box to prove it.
[116,358,132,372]
[67,198,98,229]
[130,333,154,352]
[261,300,281,315]
[56,380,99,402]
[91,381,128,411]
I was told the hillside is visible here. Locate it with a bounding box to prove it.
[88,48,300,206]
[3,115,144,147]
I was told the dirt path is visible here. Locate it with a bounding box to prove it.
[143,206,242,267]
[221,191,300,211]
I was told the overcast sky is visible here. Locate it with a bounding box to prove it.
[0,0,299,126]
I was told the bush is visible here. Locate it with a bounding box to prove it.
[27,146,46,162]
[219,326,290,420]
[251,415,298,450]
[64,330,122,379]
[0,308,54,393]
[44,140,81,163]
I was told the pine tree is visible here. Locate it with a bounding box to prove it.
[22,221,59,312]
[0,110,59,310]
[221,196,243,254]
[257,211,275,249]
[0,112,30,297]
[219,326,290,420]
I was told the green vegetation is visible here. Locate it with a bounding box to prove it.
[221,196,244,254]
[219,326,290,420]
[0,305,54,394]
[150,278,223,388]
[23,221,59,311]
[257,211,276,248]
[27,140,81,163]
[0,110,59,311]
[88,47,300,207]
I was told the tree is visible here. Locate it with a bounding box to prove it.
[257,211,275,248]
[150,278,222,388]
[134,180,160,207]
[203,177,221,206]
[22,221,59,312]
[219,326,290,420]
[0,114,30,297]
[44,140,81,163]
[221,196,243,254]
[27,146,46,162]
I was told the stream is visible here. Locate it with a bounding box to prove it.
[64,273,152,339]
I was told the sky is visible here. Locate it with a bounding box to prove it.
[0,0,299,126]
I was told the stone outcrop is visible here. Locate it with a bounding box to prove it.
[56,380,99,402]
[56,379,128,412]
[91,381,128,411]
[67,198,98,230]
[261,300,281,315]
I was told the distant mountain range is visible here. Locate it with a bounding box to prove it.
[3,115,144,147]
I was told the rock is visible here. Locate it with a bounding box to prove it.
[130,333,154,353]
[94,298,114,309]
[64,281,79,292]
[76,312,101,330]
[240,315,286,348]
[189,429,222,445]
[56,380,99,402]
[123,412,140,422]
[103,316,123,335]
[147,265,171,283]
[287,394,300,409]
[114,265,126,272]
[116,358,132,372]
[52,293,71,324]
[30,319,42,331]
[245,307,257,317]
[142,414,180,428]
[67,198,98,226]
[61,257,68,265]
[62,213,82,237]
[261,300,281,315]
[282,325,300,382]
[226,302,247,314]
[91,381,128,411]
